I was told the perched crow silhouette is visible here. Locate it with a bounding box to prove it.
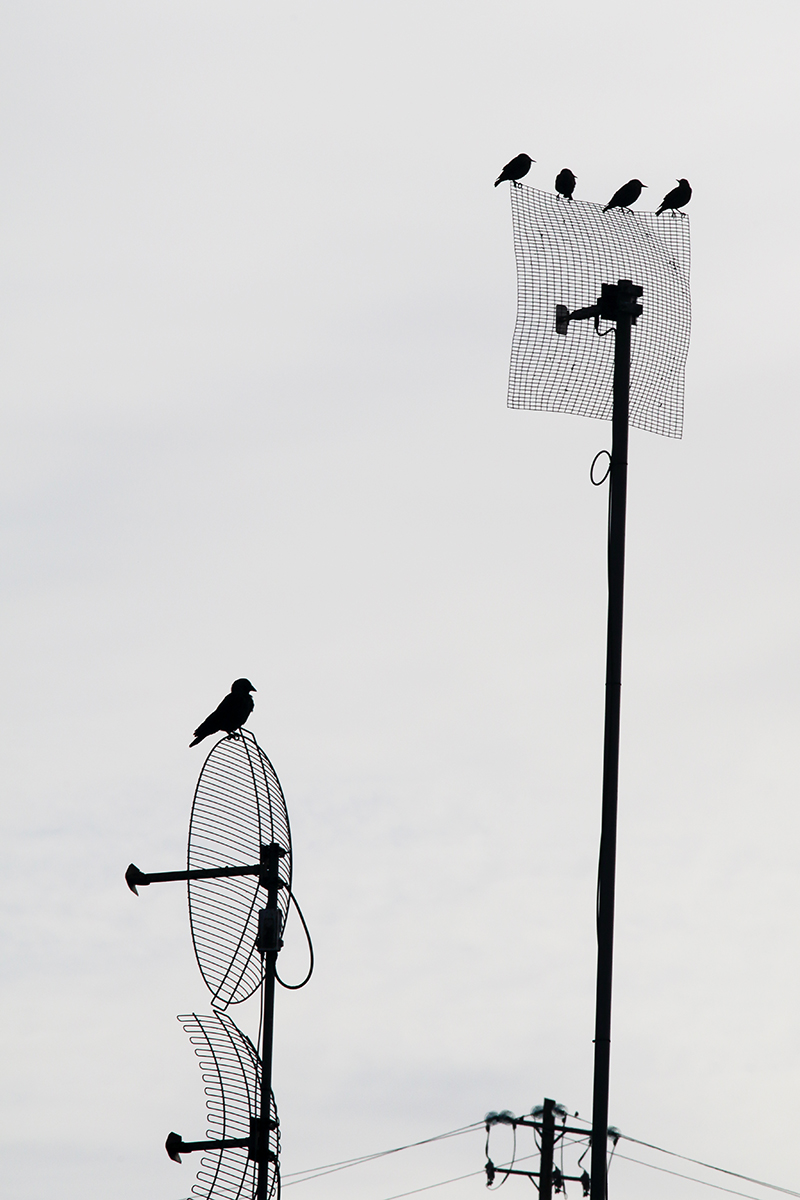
[494,153,534,187]
[555,168,577,199]
[190,679,256,746]
[603,179,646,212]
[657,178,692,215]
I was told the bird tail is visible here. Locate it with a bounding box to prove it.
[189,733,205,747]
[494,178,502,187]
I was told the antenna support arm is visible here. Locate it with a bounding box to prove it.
[125,860,264,894]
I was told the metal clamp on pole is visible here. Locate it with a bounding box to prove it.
[248,1117,278,1163]
[258,841,287,891]
[256,906,283,955]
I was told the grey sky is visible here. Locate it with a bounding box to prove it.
[2,3,799,1199]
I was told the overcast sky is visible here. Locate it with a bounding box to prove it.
[2,3,800,1199]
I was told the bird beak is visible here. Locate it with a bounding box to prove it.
[643,184,648,188]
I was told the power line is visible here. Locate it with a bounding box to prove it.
[370,1147,798,1200]
[373,1167,485,1200]
[282,1114,799,1200]
[284,1127,588,1190]
[618,1135,800,1200]
[556,1114,800,1200]
[376,1149,547,1200]
[613,1152,783,1200]
[282,1122,484,1187]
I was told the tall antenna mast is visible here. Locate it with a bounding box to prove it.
[558,279,642,1200]
[507,183,691,1198]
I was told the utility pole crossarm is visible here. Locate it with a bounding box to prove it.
[492,1169,588,1183]
[511,1118,588,1138]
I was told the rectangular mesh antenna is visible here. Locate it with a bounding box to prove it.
[507,185,691,438]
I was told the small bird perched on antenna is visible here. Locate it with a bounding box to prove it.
[190,678,256,746]
[603,179,646,212]
[657,178,692,215]
[555,168,576,199]
[494,153,534,187]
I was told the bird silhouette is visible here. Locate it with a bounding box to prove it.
[657,178,692,215]
[603,179,646,212]
[494,153,534,187]
[190,679,256,746]
[555,168,577,199]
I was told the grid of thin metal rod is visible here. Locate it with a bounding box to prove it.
[188,731,292,1008]
[179,1012,279,1200]
[507,184,691,438]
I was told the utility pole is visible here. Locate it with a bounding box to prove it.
[538,1098,556,1200]
[484,1099,589,1197]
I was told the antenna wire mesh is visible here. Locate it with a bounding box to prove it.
[507,184,691,438]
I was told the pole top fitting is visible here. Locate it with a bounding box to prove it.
[599,281,643,323]
[555,279,643,336]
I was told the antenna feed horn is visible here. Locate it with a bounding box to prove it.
[125,864,149,895]
[165,1132,184,1163]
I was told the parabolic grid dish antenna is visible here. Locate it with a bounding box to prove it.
[126,731,292,1009]
[188,732,292,1008]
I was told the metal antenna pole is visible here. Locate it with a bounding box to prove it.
[255,842,285,1200]
[538,1098,556,1200]
[589,281,640,1200]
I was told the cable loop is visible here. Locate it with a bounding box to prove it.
[590,450,611,486]
[484,1120,516,1189]
[275,891,315,990]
